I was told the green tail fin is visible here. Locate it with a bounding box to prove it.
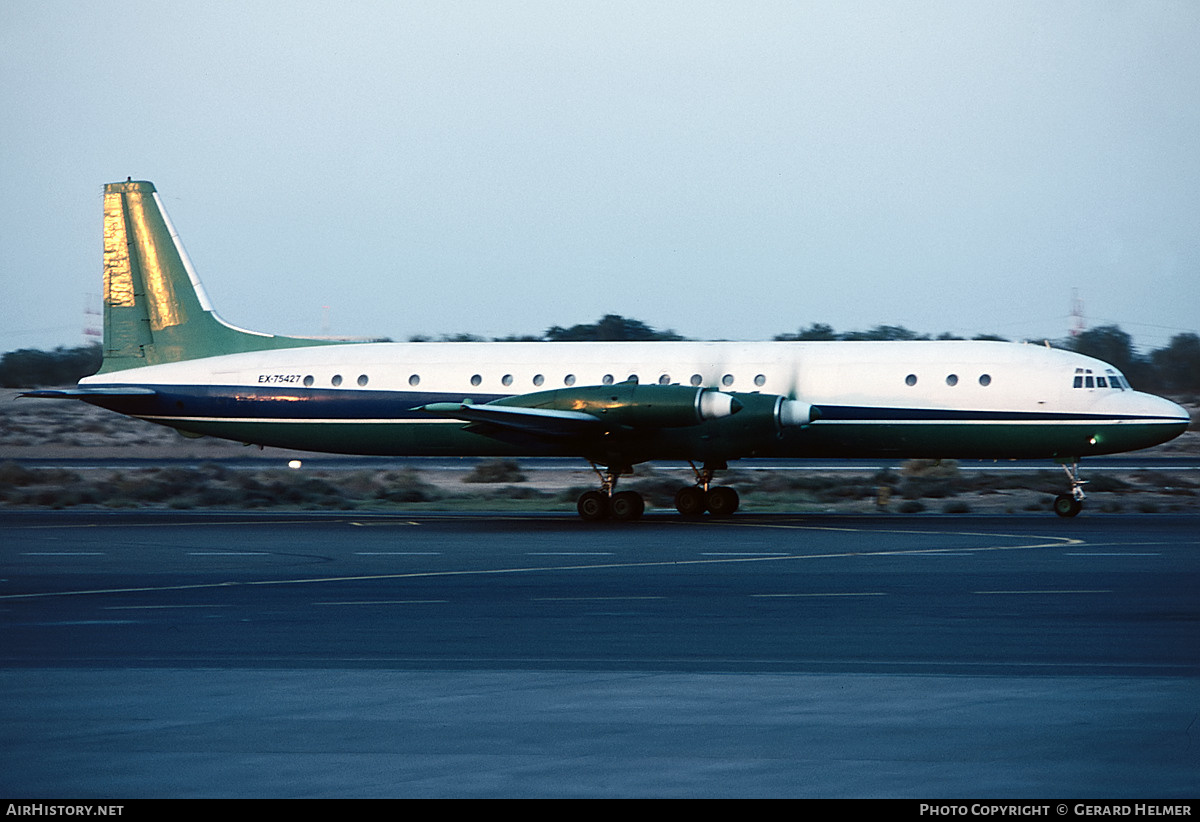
[98,180,344,373]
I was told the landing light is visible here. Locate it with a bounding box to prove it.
[288,460,302,469]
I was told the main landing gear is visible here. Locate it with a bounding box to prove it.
[674,461,739,519]
[574,460,741,521]
[1053,461,1086,518]
[576,463,646,522]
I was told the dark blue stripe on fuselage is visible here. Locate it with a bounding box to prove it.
[815,405,1175,423]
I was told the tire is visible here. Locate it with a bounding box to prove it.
[674,486,707,518]
[706,486,740,518]
[610,491,645,521]
[577,490,611,521]
[1053,494,1082,518]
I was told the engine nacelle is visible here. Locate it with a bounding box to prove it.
[493,382,742,429]
[775,397,816,427]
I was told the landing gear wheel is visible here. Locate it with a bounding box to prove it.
[1053,494,1082,518]
[706,486,740,518]
[674,486,707,518]
[577,490,611,521]
[610,490,645,521]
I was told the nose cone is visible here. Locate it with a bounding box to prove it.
[1129,392,1190,448]
[1085,391,1189,454]
[1158,395,1191,435]
[1163,396,1190,425]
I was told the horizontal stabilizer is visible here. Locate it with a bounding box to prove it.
[20,387,158,399]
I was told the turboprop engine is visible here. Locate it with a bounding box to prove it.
[774,396,816,428]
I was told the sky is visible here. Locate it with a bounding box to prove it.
[2,1,1198,353]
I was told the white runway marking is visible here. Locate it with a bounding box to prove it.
[0,518,1086,601]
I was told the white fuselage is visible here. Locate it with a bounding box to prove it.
[79,339,1188,462]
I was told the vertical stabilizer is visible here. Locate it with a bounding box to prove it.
[98,180,341,372]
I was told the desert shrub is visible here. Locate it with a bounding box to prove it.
[463,459,526,483]
[625,474,685,507]
[1086,475,1132,493]
[374,468,442,503]
[0,461,36,486]
[485,485,550,500]
[899,476,956,500]
[872,468,902,486]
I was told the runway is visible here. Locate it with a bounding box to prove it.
[2,511,1197,797]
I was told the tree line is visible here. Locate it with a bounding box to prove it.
[4,318,1197,393]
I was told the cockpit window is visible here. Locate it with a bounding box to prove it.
[1073,368,1129,390]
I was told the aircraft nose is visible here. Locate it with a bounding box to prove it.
[1154,395,1191,425]
[1135,392,1191,447]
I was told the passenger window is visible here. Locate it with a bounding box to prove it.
[332,374,343,387]
[470,374,482,386]
[502,374,513,386]
[979,374,991,386]
[721,374,734,387]
[658,374,671,385]
[602,374,614,385]
[905,374,918,386]
[533,374,545,386]
[303,375,314,387]
[563,374,575,386]
[946,374,958,386]
[626,375,639,384]
[690,374,703,386]
[754,374,766,387]
[409,374,420,386]
[357,375,369,387]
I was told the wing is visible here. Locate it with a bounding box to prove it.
[413,401,605,439]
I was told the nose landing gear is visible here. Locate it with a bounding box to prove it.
[1053,461,1087,517]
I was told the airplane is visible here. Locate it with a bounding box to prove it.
[23,180,1190,520]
